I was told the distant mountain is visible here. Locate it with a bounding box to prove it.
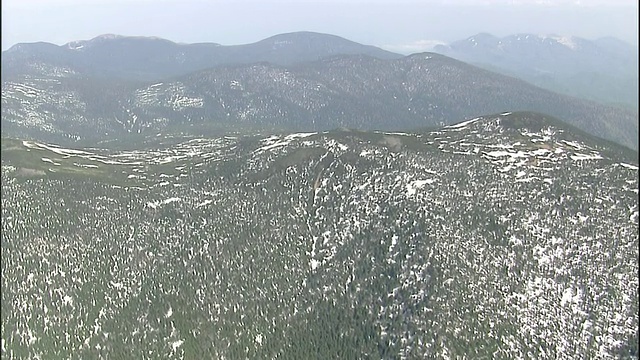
[432,33,639,109]
[1,32,402,82]
[2,52,637,150]
[2,112,637,359]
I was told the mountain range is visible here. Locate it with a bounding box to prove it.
[1,32,401,82]
[2,30,638,359]
[2,32,638,150]
[433,33,639,110]
[1,111,637,359]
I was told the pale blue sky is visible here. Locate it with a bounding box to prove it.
[2,0,638,53]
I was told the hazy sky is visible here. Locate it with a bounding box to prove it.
[2,0,638,53]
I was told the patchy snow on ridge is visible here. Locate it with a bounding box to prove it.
[284,132,317,141]
[146,197,182,209]
[445,117,480,130]
[619,163,639,170]
[570,153,603,161]
[551,35,578,50]
[561,140,585,150]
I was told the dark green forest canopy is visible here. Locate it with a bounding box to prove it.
[1,112,638,359]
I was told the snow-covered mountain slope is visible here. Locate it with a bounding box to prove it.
[2,112,637,359]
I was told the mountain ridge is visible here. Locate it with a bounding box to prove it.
[2,32,403,82]
[3,50,637,150]
[432,32,639,109]
[2,111,637,358]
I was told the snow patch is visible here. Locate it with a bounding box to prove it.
[196,199,213,207]
[24,140,94,156]
[445,117,480,130]
[310,259,320,270]
[551,35,578,50]
[73,163,99,169]
[41,157,61,166]
[284,132,317,141]
[561,140,585,150]
[146,197,182,209]
[406,179,435,196]
[561,287,573,306]
[484,150,528,159]
[171,340,184,351]
[570,153,603,161]
[619,163,639,170]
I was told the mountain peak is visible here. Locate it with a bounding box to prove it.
[5,41,60,54]
[258,31,363,48]
[467,32,499,42]
[445,111,567,134]
[462,33,501,48]
[64,34,177,50]
[444,111,638,163]
[89,34,172,42]
[91,33,125,41]
[544,34,579,49]
[454,33,585,51]
[266,31,345,39]
[451,111,600,135]
[430,32,638,109]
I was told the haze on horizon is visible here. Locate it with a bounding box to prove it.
[2,0,638,54]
